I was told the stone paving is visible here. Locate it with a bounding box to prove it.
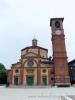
[0,86,75,100]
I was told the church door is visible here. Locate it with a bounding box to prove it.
[26,76,34,85]
[42,76,47,85]
[14,76,18,85]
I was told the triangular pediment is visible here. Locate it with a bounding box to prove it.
[24,52,38,57]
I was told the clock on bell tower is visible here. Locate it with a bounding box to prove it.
[50,18,70,86]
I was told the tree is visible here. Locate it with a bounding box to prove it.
[0,63,7,84]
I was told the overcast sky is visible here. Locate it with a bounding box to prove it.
[0,0,75,68]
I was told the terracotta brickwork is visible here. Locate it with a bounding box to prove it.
[7,70,13,84]
[50,18,70,86]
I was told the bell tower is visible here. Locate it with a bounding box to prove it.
[50,18,70,86]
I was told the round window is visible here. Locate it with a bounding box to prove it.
[43,69,46,73]
[15,69,18,73]
[27,59,33,67]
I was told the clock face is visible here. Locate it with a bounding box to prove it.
[55,30,61,35]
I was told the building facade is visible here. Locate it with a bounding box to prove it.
[7,18,70,86]
[68,60,75,85]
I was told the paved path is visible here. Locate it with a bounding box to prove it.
[0,86,75,100]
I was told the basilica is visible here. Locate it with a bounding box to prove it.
[7,18,70,86]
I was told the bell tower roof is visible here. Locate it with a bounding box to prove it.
[32,38,38,46]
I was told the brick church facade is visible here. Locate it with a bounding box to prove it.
[7,18,70,86]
